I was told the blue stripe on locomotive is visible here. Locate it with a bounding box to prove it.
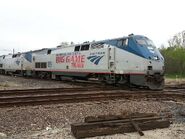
[101,35,163,61]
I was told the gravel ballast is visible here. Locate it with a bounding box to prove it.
[0,75,185,138]
[0,100,185,139]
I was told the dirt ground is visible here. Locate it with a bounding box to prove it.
[0,75,185,139]
[165,78,185,86]
[0,75,78,90]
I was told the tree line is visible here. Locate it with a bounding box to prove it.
[159,30,185,78]
[160,47,185,77]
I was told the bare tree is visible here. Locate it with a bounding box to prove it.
[168,30,185,47]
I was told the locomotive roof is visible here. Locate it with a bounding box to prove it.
[0,34,147,57]
[56,35,131,48]
[65,34,143,46]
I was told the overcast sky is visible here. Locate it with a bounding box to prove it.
[0,0,185,55]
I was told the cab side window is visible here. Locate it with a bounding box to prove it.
[81,44,89,51]
[117,39,128,47]
[122,39,128,46]
[47,49,51,54]
[74,45,80,51]
[117,40,123,47]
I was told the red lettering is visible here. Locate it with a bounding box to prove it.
[66,56,70,63]
[81,55,85,62]
[71,62,84,68]
[56,56,65,63]
[71,55,74,63]
[75,55,81,62]
[56,54,86,68]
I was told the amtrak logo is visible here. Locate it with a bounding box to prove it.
[87,55,104,65]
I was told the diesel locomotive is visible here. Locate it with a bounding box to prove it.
[0,34,164,90]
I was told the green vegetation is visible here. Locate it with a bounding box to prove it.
[160,47,185,79]
[165,73,185,79]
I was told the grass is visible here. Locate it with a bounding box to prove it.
[165,73,185,79]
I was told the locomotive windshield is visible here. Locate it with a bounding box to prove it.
[135,38,155,47]
[135,37,156,53]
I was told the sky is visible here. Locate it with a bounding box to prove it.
[0,0,185,55]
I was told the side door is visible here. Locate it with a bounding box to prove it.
[108,45,115,72]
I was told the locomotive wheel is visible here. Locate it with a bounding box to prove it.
[147,80,164,90]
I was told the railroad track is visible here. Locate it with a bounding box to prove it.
[0,87,120,107]
[165,84,185,89]
[0,87,185,107]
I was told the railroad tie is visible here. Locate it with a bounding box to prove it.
[71,113,170,138]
